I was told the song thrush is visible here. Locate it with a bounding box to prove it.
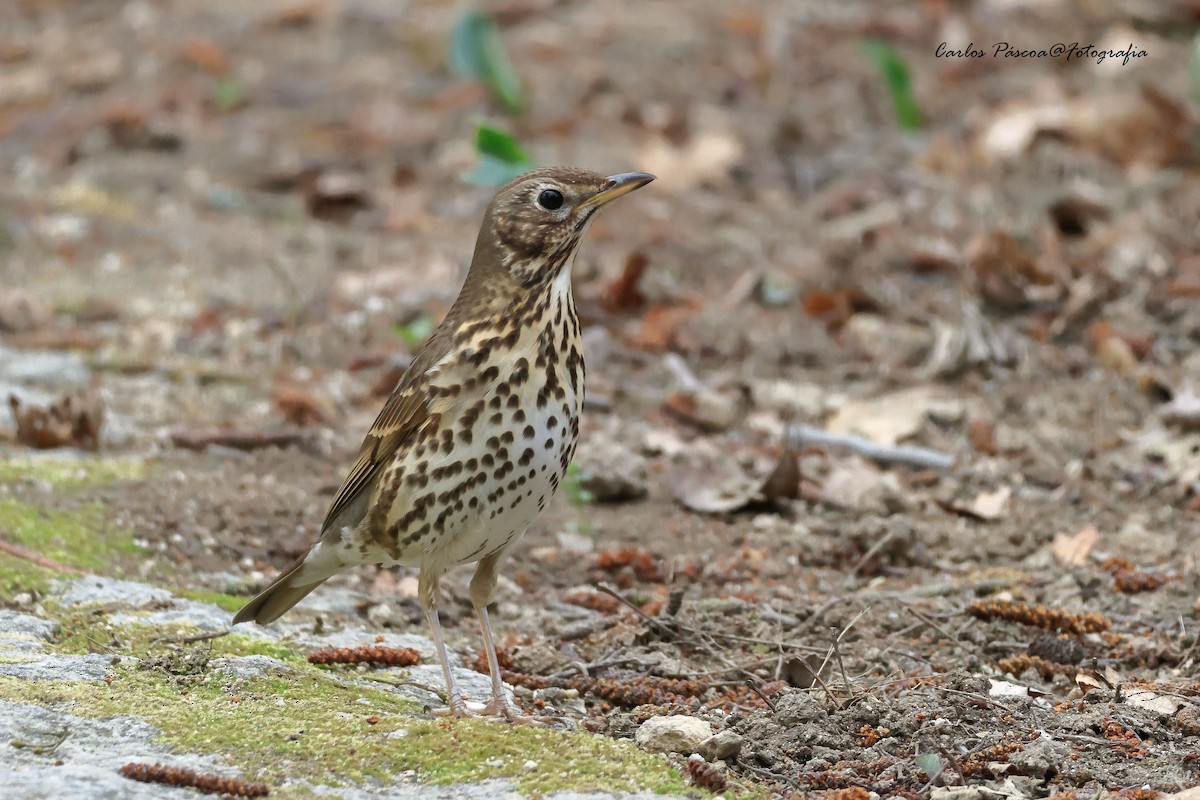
[233,167,654,719]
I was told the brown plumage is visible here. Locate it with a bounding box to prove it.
[233,167,654,719]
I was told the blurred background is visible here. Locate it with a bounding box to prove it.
[2,0,1200,793]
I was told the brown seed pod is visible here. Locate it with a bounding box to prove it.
[119,763,269,797]
[306,645,420,667]
[967,599,1110,635]
[686,754,727,793]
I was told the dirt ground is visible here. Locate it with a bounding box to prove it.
[2,0,1200,796]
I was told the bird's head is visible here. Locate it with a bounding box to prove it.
[472,167,655,288]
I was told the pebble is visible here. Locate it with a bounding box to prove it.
[634,715,712,755]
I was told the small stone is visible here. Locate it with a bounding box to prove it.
[209,656,290,679]
[698,729,743,761]
[634,715,712,755]
[0,287,51,333]
[773,690,827,726]
[573,439,649,503]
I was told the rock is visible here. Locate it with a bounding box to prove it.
[1,700,235,800]
[1007,736,1070,778]
[209,656,290,679]
[821,459,909,514]
[56,576,173,608]
[386,664,504,709]
[773,690,827,726]
[0,287,51,333]
[0,345,90,389]
[0,611,59,651]
[634,715,712,755]
[111,599,238,632]
[697,729,744,761]
[573,439,649,503]
[0,654,132,682]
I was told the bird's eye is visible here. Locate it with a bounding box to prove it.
[536,189,564,210]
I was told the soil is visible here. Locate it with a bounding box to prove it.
[2,0,1199,797]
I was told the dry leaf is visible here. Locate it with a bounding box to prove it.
[179,38,230,76]
[677,447,799,515]
[825,386,951,446]
[1052,526,1098,566]
[638,130,743,191]
[1123,688,1184,717]
[1073,671,1103,696]
[969,487,1010,520]
[602,251,648,313]
[626,303,697,352]
[9,391,104,451]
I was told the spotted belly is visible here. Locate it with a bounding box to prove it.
[371,378,580,570]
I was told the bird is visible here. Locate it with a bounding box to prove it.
[233,167,655,720]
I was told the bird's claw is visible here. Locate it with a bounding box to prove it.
[479,696,545,725]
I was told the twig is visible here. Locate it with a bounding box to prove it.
[932,741,966,785]
[905,606,962,644]
[0,540,87,574]
[830,626,853,699]
[169,428,311,452]
[788,424,955,471]
[845,526,900,585]
[746,679,778,713]
[661,353,703,394]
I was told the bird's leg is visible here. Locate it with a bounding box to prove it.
[420,570,470,717]
[470,552,540,723]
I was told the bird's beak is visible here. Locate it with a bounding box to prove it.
[580,172,656,209]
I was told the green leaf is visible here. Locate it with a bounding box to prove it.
[394,315,434,347]
[460,123,534,186]
[914,752,943,780]
[862,39,922,131]
[475,123,531,163]
[448,9,524,115]
[211,78,245,113]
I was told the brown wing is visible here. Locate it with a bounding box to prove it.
[318,364,433,536]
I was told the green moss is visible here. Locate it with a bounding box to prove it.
[180,589,252,613]
[0,499,146,597]
[0,455,145,487]
[0,665,689,796]
[0,455,147,598]
[46,607,304,665]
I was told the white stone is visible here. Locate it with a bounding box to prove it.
[634,715,712,755]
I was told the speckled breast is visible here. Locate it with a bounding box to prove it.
[378,280,584,568]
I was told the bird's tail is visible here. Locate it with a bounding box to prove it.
[231,542,341,626]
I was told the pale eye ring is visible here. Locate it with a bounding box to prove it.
[536,189,564,210]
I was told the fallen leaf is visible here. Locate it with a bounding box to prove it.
[626,303,697,352]
[966,230,1061,311]
[274,386,331,427]
[602,251,649,313]
[9,391,104,451]
[638,130,743,191]
[1161,385,1200,432]
[662,387,746,433]
[825,386,952,446]
[1122,688,1183,717]
[1052,526,1098,567]
[967,418,998,455]
[179,38,230,76]
[677,446,798,515]
[303,170,372,222]
[937,486,1011,522]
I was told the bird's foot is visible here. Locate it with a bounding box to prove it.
[479,696,545,725]
[429,694,477,718]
